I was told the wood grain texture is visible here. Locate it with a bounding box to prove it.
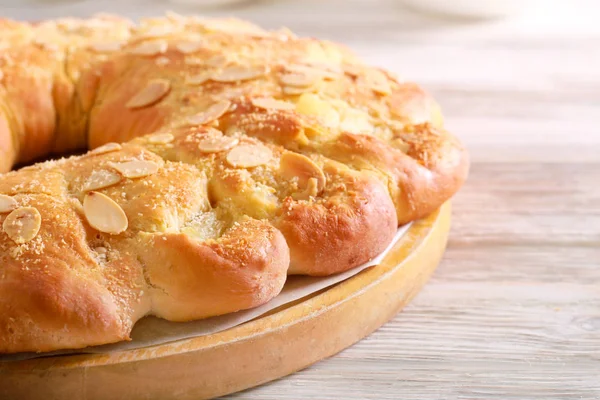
[0,202,451,400]
[2,0,599,399]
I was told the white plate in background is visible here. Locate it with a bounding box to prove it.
[399,0,544,19]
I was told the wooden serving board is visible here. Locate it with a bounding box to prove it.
[0,203,452,400]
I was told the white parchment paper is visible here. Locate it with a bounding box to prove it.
[1,223,411,362]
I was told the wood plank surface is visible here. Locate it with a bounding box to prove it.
[2,0,599,398]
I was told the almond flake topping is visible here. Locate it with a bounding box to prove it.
[130,40,168,56]
[211,66,266,83]
[176,40,205,54]
[90,41,123,53]
[138,25,174,39]
[83,192,128,235]
[147,133,174,144]
[185,73,211,86]
[343,64,363,78]
[0,195,18,213]
[0,194,17,213]
[287,62,340,80]
[89,142,121,155]
[282,85,313,96]
[204,55,228,68]
[83,170,122,192]
[279,152,326,193]
[126,79,171,109]
[363,69,392,95]
[292,178,321,201]
[109,160,160,179]
[226,144,272,168]
[187,100,231,125]
[203,19,267,37]
[280,72,319,87]
[3,207,42,244]
[198,136,239,153]
[251,97,295,111]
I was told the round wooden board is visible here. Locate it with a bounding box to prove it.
[0,202,452,400]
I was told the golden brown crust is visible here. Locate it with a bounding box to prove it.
[320,125,469,224]
[0,194,131,353]
[135,218,289,320]
[0,146,291,353]
[0,14,469,353]
[0,108,14,172]
[276,163,398,276]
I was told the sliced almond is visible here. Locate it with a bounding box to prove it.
[286,63,338,81]
[220,87,248,101]
[385,70,404,84]
[320,70,341,81]
[0,194,18,213]
[363,69,392,96]
[285,63,313,75]
[137,24,175,40]
[109,160,160,179]
[187,100,231,125]
[203,19,267,37]
[83,192,128,235]
[90,41,123,53]
[279,72,318,88]
[204,55,228,68]
[89,142,122,155]
[369,82,392,96]
[147,133,174,144]
[304,61,343,75]
[3,207,42,244]
[211,66,266,83]
[343,64,363,78]
[175,40,205,54]
[198,136,239,153]
[185,73,211,86]
[126,79,171,109]
[291,178,320,201]
[130,40,168,56]
[282,85,313,96]
[83,170,122,192]
[279,152,326,194]
[226,144,272,168]
[251,97,295,111]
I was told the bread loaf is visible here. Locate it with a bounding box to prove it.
[0,14,469,353]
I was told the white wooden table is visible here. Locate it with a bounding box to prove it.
[3,0,599,398]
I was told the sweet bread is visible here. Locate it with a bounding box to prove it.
[0,14,469,353]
